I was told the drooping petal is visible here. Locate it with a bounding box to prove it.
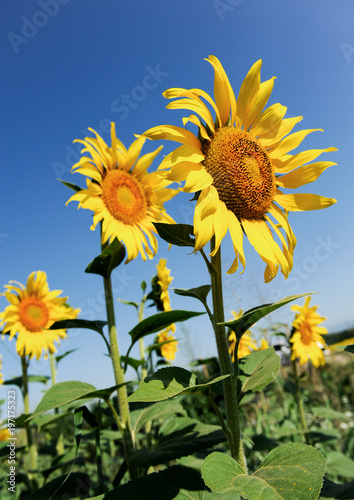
[275,192,337,211]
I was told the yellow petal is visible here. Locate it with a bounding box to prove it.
[183,168,213,192]
[243,76,276,131]
[236,60,262,128]
[251,103,287,139]
[260,116,303,148]
[124,136,147,170]
[195,186,219,219]
[274,192,337,211]
[269,129,322,159]
[183,115,210,141]
[276,161,336,189]
[133,146,163,176]
[158,144,204,170]
[143,125,201,149]
[274,148,337,174]
[206,55,237,126]
[227,211,245,274]
[210,202,229,256]
[194,212,214,252]
[167,98,215,133]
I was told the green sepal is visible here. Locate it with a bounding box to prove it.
[59,179,82,192]
[85,238,126,279]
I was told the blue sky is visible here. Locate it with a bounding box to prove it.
[1,0,353,409]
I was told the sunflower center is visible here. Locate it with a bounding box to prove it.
[202,127,276,220]
[19,297,49,332]
[300,322,312,344]
[101,170,147,225]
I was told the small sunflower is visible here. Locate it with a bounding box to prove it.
[144,56,336,282]
[0,355,3,384]
[290,296,327,367]
[67,122,177,262]
[228,310,257,361]
[0,427,11,441]
[0,271,80,360]
[157,329,178,362]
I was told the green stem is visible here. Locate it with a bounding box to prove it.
[21,357,38,490]
[49,353,65,455]
[138,298,148,381]
[292,360,311,445]
[50,352,57,386]
[208,238,247,472]
[103,272,136,474]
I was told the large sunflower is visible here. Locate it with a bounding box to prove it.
[0,271,80,360]
[67,122,177,262]
[290,296,327,367]
[144,56,336,281]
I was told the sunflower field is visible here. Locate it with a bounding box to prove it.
[1,53,353,500]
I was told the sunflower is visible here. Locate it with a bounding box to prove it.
[157,329,178,362]
[0,271,80,360]
[228,310,257,361]
[0,355,3,384]
[67,122,177,262]
[144,56,336,282]
[0,427,11,441]
[289,296,328,367]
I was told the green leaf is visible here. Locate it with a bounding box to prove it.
[221,294,311,337]
[120,355,145,372]
[59,179,82,192]
[28,381,125,420]
[92,465,205,500]
[131,400,187,435]
[174,285,212,308]
[129,417,226,468]
[202,443,326,499]
[325,329,354,346]
[85,238,126,278]
[311,406,351,420]
[118,299,139,309]
[55,348,79,364]
[128,310,204,345]
[50,318,107,334]
[25,472,91,500]
[128,367,228,403]
[3,375,49,388]
[326,452,354,479]
[153,222,195,247]
[238,347,280,397]
[332,344,354,355]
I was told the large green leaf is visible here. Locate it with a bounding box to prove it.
[153,222,195,247]
[85,238,126,279]
[25,472,91,500]
[331,344,354,355]
[50,318,107,334]
[128,367,228,403]
[201,443,326,499]
[325,329,354,345]
[320,477,354,499]
[238,347,280,397]
[174,285,212,309]
[221,294,311,337]
[95,465,205,500]
[28,381,125,420]
[3,375,49,388]
[129,417,226,468]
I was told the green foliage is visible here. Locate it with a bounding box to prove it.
[153,222,195,247]
[128,366,229,403]
[201,444,326,499]
[238,348,280,397]
[85,238,126,279]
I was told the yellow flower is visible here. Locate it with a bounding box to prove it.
[258,338,270,351]
[156,258,174,314]
[0,428,11,441]
[0,271,80,360]
[157,329,178,362]
[290,296,327,367]
[144,56,336,282]
[228,310,257,361]
[0,355,3,384]
[67,122,177,262]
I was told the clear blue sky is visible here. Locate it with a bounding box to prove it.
[1,0,353,409]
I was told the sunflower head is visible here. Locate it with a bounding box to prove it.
[228,310,257,361]
[0,271,80,360]
[289,296,328,367]
[66,122,177,263]
[144,56,336,282]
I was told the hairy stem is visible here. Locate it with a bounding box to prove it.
[209,239,247,472]
[292,360,311,445]
[21,357,38,490]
